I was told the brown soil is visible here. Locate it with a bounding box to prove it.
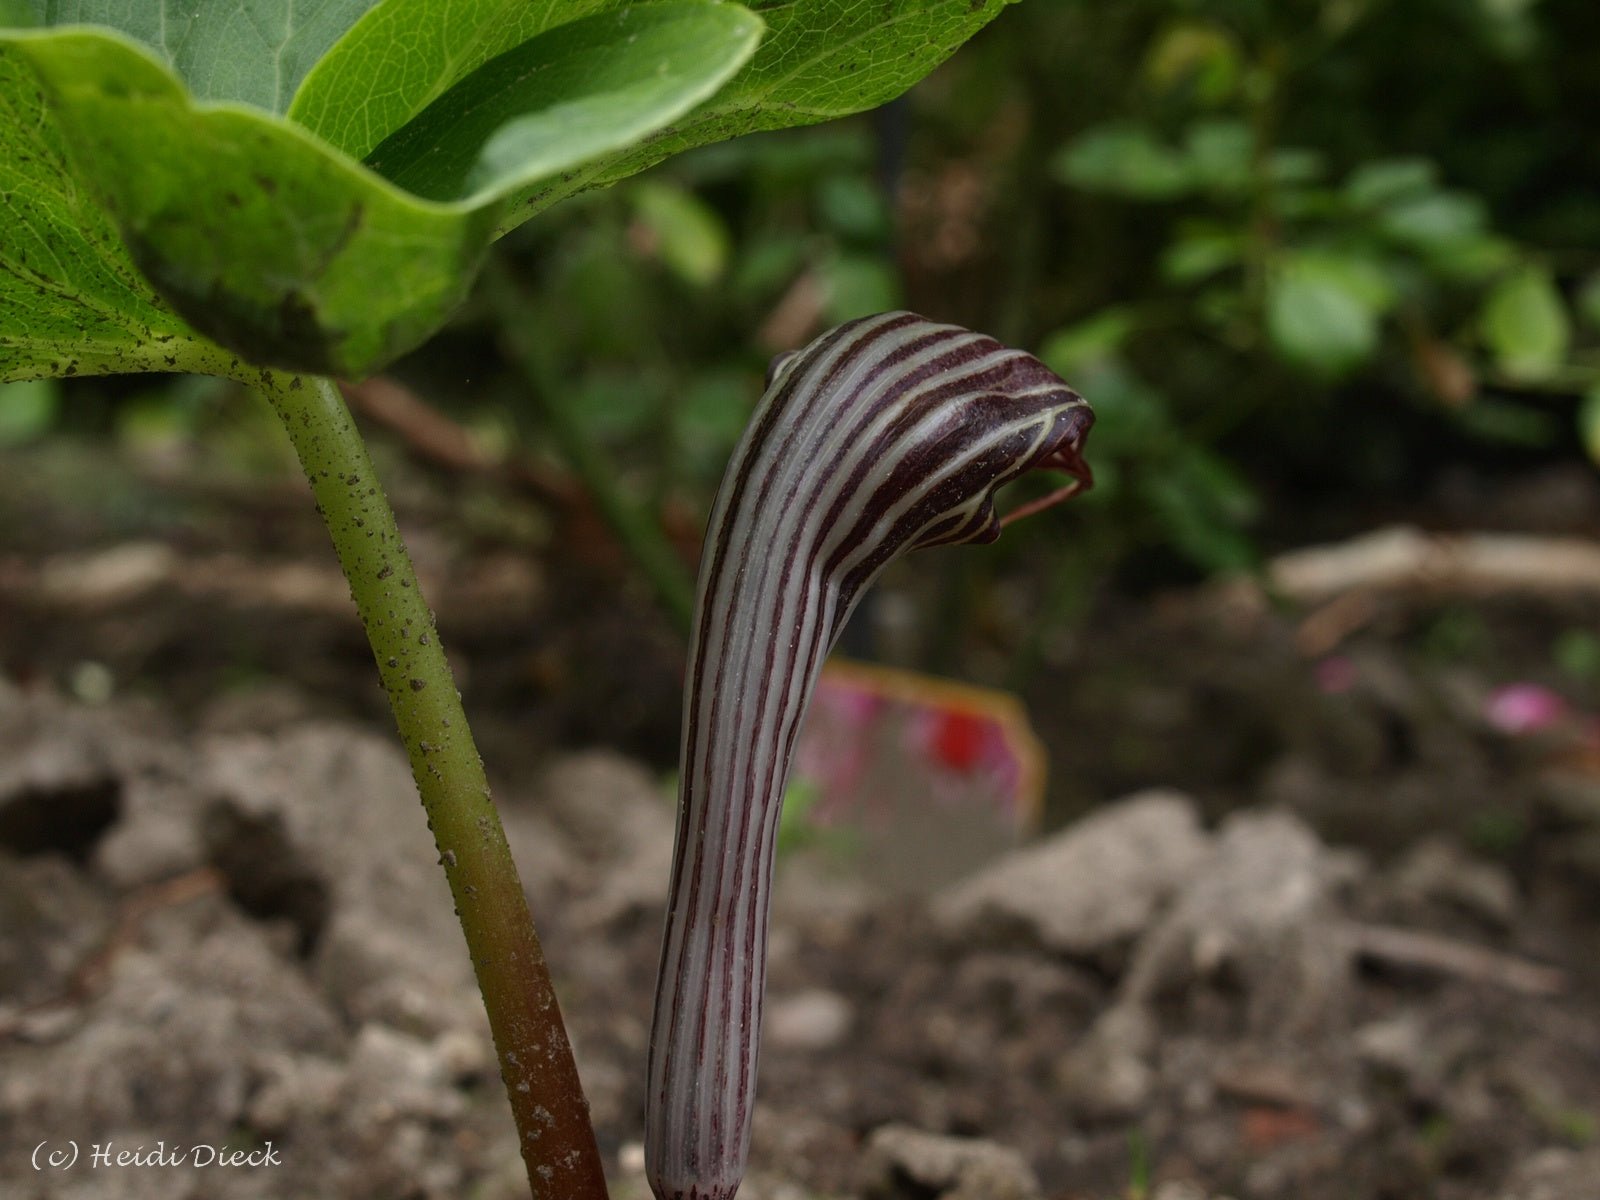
[1,442,1596,1200]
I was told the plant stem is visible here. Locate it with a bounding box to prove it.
[483,263,697,632]
[251,368,609,1200]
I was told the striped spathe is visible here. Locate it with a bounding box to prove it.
[646,312,1093,1200]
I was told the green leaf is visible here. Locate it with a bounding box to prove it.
[678,124,871,187]
[815,173,890,241]
[573,371,664,439]
[1053,122,1191,200]
[7,26,490,376]
[0,377,58,444]
[1182,119,1252,194]
[1177,443,1258,525]
[8,1,1003,381]
[1267,254,1385,375]
[632,181,729,287]
[1050,360,1170,456]
[0,43,229,382]
[1481,265,1569,382]
[730,231,808,299]
[821,252,900,323]
[1578,271,1600,329]
[1160,224,1244,284]
[514,0,1018,224]
[1579,384,1600,466]
[363,5,764,204]
[675,367,752,464]
[1038,309,1137,374]
[37,0,379,111]
[1452,396,1558,447]
[1273,183,1342,222]
[1424,232,1516,283]
[303,0,1004,219]
[1142,20,1239,104]
[1554,628,1600,682]
[1376,191,1486,251]
[1343,157,1437,209]
[1267,147,1323,186]
[1308,252,1399,312]
[291,1,605,158]
[3,6,760,376]
[1141,447,1258,573]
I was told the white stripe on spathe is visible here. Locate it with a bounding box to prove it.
[646,312,1093,1200]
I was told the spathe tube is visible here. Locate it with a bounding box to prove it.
[646,311,1093,1200]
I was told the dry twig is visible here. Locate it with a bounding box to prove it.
[1341,921,1566,997]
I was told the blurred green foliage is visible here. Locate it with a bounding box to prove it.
[1027,0,1598,576]
[0,379,58,446]
[33,0,1600,665]
[473,0,1600,587]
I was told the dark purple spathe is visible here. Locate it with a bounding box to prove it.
[646,312,1092,1200]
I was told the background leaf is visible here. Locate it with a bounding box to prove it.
[1343,158,1437,209]
[1577,271,1600,329]
[1160,224,1245,283]
[1580,385,1600,466]
[820,252,901,322]
[631,182,729,287]
[1481,265,1570,382]
[1182,119,1253,194]
[1376,191,1486,251]
[1140,445,1259,572]
[0,377,59,443]
[34,0,380,111]
[1267,254,1386,375]
[1038,310,1138,374]
[1053,122,1192,200]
